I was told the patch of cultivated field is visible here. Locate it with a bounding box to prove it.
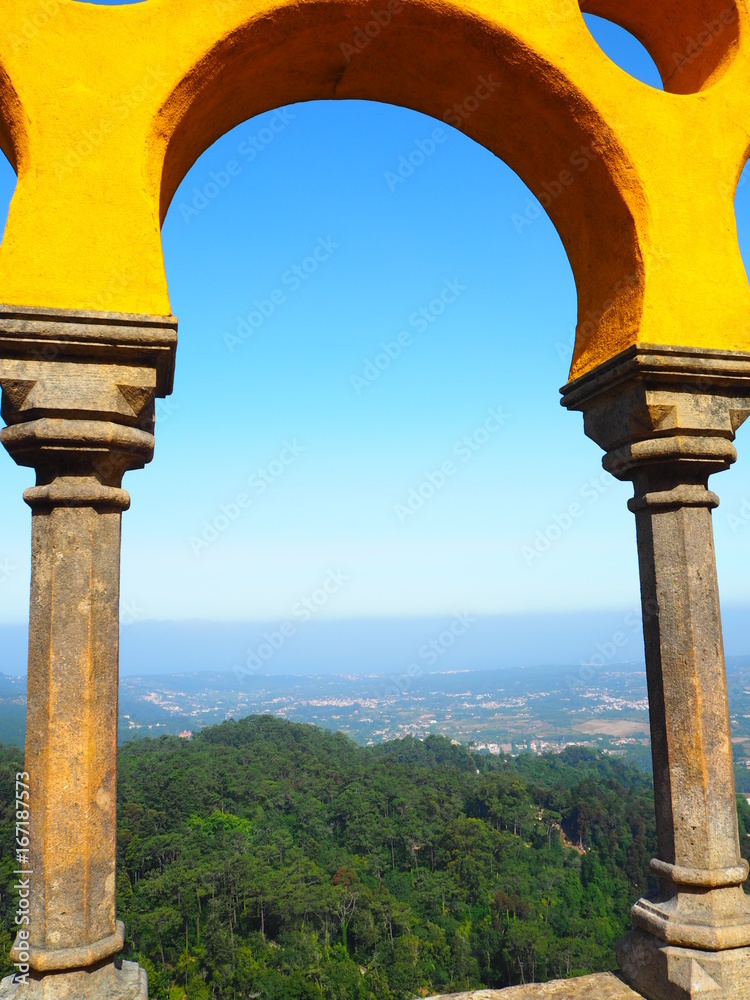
[574,720,650,737]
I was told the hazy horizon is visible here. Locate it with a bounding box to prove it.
[0,606,746,679]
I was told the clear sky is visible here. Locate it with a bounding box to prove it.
[0,12,749,626]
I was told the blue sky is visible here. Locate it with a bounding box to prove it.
[1,13,750,628]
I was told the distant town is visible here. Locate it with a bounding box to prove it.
[3,657,750,789]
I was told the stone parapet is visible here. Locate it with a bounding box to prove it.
[422,972,639,1000]
[0,961,147,999]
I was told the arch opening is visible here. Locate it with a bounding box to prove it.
[135,97,638,637]
[579,0,740,94]
[151,0,648,378]
[582,14,663,90]
[113,98,648,996]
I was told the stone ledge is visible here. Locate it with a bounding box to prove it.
[0,960,147,998]
[423,972,640,1000]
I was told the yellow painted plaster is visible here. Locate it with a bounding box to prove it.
[0,0,749,377]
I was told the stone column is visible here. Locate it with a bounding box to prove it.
[562,346,750,1000]
[0,306,176,999]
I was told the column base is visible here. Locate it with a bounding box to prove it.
[0,961,147,999]
[631,885,750,951]
[617,928,750,1000]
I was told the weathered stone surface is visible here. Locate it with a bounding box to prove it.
[562,345,750,999]
[0,961,147,999]
[0,308,176,988]
[423,972,639,1000]
[618,929,750,1000]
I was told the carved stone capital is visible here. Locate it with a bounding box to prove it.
[561,344,750,493]
[0,305,177,507]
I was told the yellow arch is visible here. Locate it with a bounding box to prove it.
[0,0,749,377]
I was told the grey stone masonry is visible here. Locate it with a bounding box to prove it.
[0,306,176,999]
[562,345,750,1000]
[422,972,639,998]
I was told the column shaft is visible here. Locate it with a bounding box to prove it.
[26,501,124,963]
[633,497,739,874]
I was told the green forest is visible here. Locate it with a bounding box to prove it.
[2,717,750,1000]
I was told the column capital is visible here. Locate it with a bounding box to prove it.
[0,304,177,392]
[560,344,750,489]
[0,305,177,506]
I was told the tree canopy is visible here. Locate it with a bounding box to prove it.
[2,716,746,998]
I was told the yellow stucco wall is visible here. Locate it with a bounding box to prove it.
[0,0,749,377]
